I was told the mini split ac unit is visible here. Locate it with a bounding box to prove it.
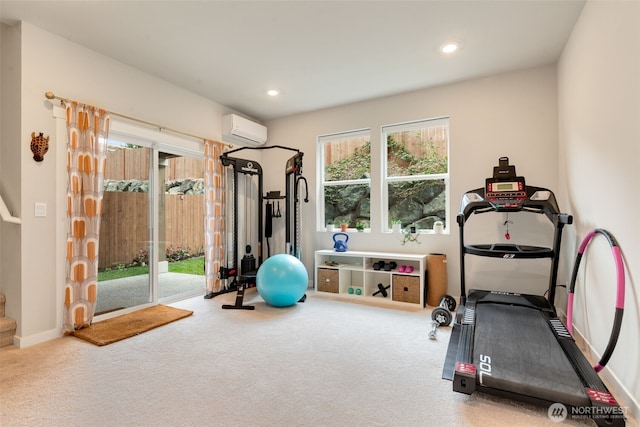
[221,114,267,146]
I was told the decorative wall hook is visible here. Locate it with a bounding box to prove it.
[30,132,50,162]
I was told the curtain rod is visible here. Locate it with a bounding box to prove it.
[44,91,232,148]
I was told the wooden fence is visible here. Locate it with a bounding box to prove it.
[99,147,205,269]
[105,147,204,181]
[323,126,448,165]
[99,191,204,269]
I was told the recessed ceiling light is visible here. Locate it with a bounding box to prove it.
[440,42,459,54]
[267,89,279,97]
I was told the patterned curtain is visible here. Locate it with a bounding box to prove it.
[204,140,226,293]
[63,102,110,331]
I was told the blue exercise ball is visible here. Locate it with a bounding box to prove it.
[256,254,308,307]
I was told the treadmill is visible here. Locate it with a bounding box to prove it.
[442,157,625,426]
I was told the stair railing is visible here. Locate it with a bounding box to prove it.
[0,193,21,224]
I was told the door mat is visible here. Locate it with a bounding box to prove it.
[72,305,193,346]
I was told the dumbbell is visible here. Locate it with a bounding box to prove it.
[372,283,390,298]
[384,261,397,271]
[372,261,397,271]
[428,294,457,340]
[439,294,456,312]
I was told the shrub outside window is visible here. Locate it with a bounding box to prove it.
[318,129,371,230]
[382,117,449,232]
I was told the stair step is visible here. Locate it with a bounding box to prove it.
[0,316,17,348]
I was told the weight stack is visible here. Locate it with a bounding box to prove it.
[427,253,447,307]
[241,254,256,275]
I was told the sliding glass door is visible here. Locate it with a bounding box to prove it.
[96,127,205,317]
[96,143,153,315]
[157,151,205,303]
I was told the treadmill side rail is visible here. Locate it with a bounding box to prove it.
[584,389,626,427]
[453,362,476,394]
[550,321,627,426]
[452,303,477,394]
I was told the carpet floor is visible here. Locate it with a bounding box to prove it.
[0,290,633,426]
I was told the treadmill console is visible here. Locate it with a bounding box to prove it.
[485,157,526,209]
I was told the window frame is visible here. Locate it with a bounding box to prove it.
[316,117,450,235]
[381,117,450,233]
[316,129,371,231]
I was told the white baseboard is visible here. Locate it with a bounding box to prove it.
[13,327,63,348]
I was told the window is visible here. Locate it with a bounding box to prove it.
[318,129,371,230]
[382,117,449,232]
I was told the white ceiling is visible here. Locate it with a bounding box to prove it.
[1,1,585,121]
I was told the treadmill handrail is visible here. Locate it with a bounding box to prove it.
[457,184,573,306]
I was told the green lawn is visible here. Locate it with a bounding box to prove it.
[98,256,205,281]
[168,256,205,274]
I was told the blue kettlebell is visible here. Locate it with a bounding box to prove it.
[333,232,349,252]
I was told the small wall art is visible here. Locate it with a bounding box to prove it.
[30,132,50,162]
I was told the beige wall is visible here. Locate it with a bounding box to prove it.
[0,23,23,340]
[266,65,561,297]
[0,21,241,346]
[558,0,640,417]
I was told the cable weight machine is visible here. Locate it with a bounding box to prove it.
[204,145,308,309]
[203,153,262,309]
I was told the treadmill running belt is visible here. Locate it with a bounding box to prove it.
[474,303,590,407]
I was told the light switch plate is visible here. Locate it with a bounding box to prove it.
[35,202,47,217]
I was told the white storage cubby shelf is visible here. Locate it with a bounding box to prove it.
[314,250,427,307]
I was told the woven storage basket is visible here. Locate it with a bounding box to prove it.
[392,274,420,304]
[317,268,339,293]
